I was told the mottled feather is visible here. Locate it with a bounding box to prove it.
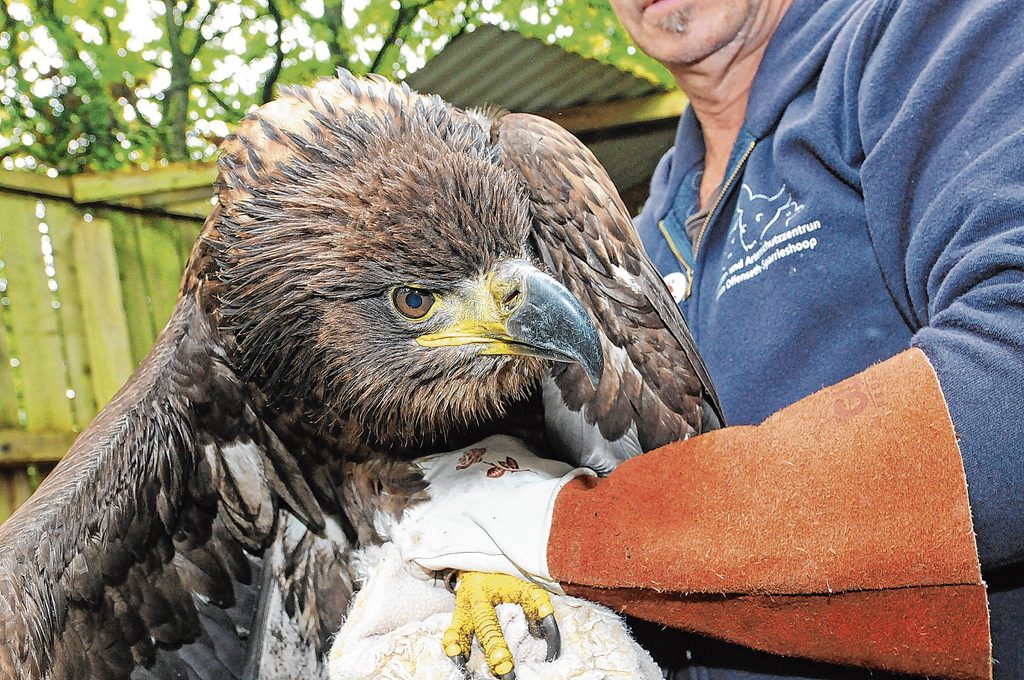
[489,112,722,468]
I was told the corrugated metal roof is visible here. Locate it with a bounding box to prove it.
[406,24,664,113]
[405,24,680,199]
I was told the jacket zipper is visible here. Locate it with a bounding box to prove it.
[657,218,696,299]
[692,139,758,258]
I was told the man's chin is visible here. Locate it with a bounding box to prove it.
[654,9,690,35]
[634,29,733,69]
[625,0,758,70]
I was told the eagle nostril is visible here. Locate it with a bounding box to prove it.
[502,288,522,313]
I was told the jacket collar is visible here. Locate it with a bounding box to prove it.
[745,0,868,137]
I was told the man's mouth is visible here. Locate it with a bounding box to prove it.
[642,0,686,19]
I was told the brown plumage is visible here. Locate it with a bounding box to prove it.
[0,71,721,679]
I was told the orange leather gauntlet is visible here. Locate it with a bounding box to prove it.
[548,348,991,679]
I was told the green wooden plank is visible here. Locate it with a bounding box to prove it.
[174,217,201,264]
[12,471,33,507]
[45,201,99,424]
[0,427,78,466]
[0,471,18,524]
[0,169,73,199]
[33,463,56,491]
[162,198,216,219]
[0,467,36,524]
[0,195,74,431]
[0,317,18,427]
[137,217,185,331]
[108,212,158,365]
[71,215,135,406]
[70,162,216,203]
[114,185,215,210]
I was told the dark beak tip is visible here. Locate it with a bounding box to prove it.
[507,269,605,388]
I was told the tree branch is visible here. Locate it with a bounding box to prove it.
[92,10,113,46]
[368,0,445,73]
[368,6,409,73]
[202,83,233,113]
[322,0,351,70]
[187,0,222,60]
[162,0,187,65]
[0,1,19,65]
[411,0,444,11]
[160,0,192,161]
[0,0,14,31]
[260,0,285,104]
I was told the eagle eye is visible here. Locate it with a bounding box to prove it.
[392,286,435,320]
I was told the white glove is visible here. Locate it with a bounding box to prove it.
[394,434,595,590]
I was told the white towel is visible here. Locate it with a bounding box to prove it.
[328,543,661,680]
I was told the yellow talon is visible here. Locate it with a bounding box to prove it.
[442,598,473,659]
[442,571,560,678]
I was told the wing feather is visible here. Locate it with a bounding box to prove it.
[489,112,723,465]
[0,296,351,680]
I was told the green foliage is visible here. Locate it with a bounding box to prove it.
[0,0,670,174]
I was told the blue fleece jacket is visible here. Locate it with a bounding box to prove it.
[634,0,1024,677]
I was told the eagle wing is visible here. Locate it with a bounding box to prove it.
[0,293,350,680]
[489,113,723,470]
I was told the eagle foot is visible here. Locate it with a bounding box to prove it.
[442,571,561,679]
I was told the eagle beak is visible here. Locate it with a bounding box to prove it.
[416,263,604,387]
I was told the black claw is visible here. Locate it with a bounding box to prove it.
[497,671,516,680]
[527,613,561,662]
[438,568,460,594]
[449,653,471,679]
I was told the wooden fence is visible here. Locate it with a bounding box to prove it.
[0,164,215,523]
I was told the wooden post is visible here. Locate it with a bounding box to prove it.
[0,319,18,427]
[137,217,187,329]
[46,201,99,424]
[537,90,687,134]
[0,196,74,431]
[109,212,159,365]
[71,215,135,406]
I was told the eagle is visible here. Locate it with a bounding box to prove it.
[0,71,721,680]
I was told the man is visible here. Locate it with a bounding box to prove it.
[399,0,1024,677]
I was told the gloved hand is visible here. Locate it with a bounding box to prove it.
[395,349,992,680]
[395,434,594,592]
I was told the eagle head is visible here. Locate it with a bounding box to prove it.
[193,74,602,446]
